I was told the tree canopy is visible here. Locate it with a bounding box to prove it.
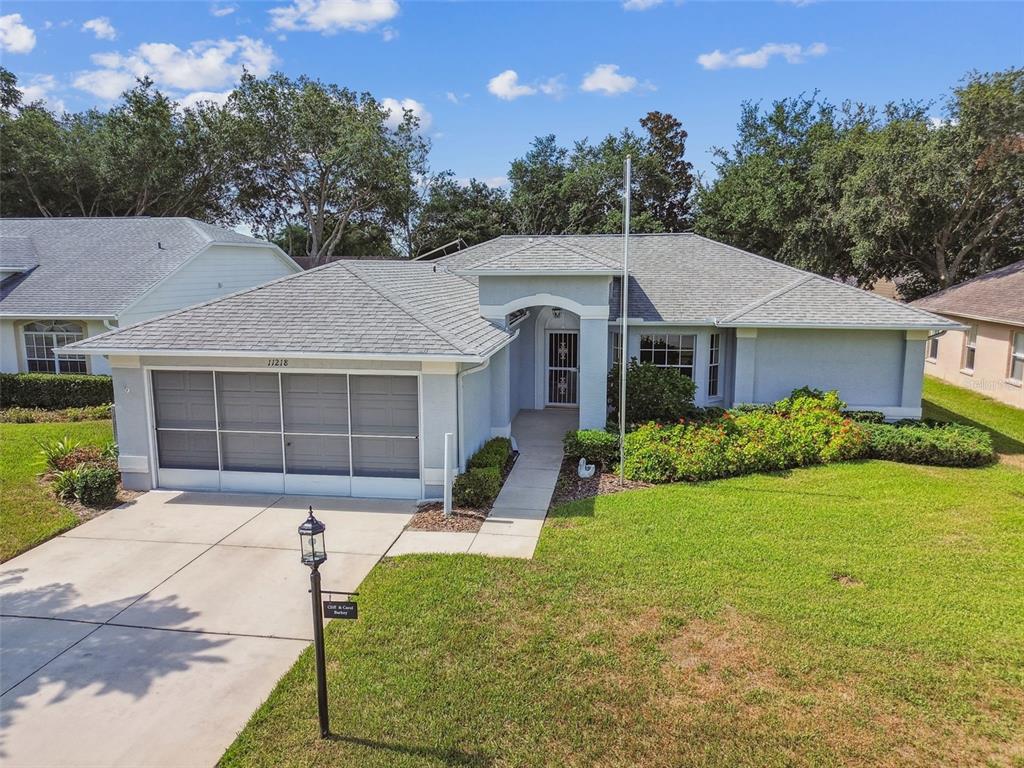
[696,68,1023,297]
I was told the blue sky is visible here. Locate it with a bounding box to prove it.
[2,1,1021,184]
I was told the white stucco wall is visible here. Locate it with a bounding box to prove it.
[735,327,926,418]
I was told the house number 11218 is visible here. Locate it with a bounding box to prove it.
[267,358,289,367]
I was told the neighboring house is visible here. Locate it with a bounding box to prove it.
[0,218,300,375]
[66,234,958,501]
[911,260,1024,408]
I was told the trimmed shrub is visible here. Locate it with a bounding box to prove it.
[862,422,994,467]
[0,373,113,409]
[607,360,696,427]
[468,437,512,471]
[563,430,619,469]
[452,467,501,508]
[843,410,886,424]
[72,466,119,508]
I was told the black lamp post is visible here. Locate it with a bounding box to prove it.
[298,507,330,738]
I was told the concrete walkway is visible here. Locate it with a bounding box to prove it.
[0,492,415,768]
[388,408,577,559]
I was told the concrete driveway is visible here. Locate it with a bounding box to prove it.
[0,491,415,768]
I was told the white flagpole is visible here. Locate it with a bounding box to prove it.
[618,155,631,484]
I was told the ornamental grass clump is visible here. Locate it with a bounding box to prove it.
[623,390,868,483]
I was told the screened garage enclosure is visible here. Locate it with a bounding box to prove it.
[151,371,420,498]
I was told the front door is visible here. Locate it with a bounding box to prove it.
[546,331,579,406]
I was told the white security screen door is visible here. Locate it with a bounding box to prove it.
[546,331,579,406]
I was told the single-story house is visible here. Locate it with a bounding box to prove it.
[66,233,959,501]
[911,259,1024,408]
[0,218,300,375]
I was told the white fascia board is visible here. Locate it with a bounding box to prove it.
[56,346,487,363]
[0,312,117,319]
[715,321,966,331]
[454,269,620,277]
[920,310,1022,328]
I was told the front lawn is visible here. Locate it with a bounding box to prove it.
[0,420,113,562]
[223,459,1023,766]
[923,375,1024,461]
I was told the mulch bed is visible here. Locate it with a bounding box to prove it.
[407,449,520,533]
[408,502,488,532]
[550,458,650,508]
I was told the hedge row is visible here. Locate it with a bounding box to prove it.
[861,422,994,467]
[565,388,996,485]
[454,437,513,508]
[0,373,113,409]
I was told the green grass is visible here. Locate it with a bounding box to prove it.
[0,420,113,562]
[923,375,1024,459]
[222,384,1024,768]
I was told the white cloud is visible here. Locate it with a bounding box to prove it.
[381,26,397,41]
[0,13,36,54]
[17,74,66,113]
[539,75,567,99]
[74,36,277,99]
[487,69,537,100]
[580,64,641,95]
[210,3,238,16]
[697,41,828,70]
[82,17,117,40]
[269,0,399,34]
[179,89,233,109]
[623,0,663,9]
[446,91,459,104]
[382,97,432,132]
[72,69,136,101]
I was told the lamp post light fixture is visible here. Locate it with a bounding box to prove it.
[298,507,330,738]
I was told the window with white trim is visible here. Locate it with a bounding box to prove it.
[707,333,721,398]
[639,333,695,379]
[23,321,87,374]
[926,334,940,361]
[611,332,622,365]
[962,325,978,372]
[1010,332,1024,383]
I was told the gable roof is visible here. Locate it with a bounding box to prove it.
[69,260,511,360]
[0,217,291,318]
[910,260,1024,326]
[444,234,956,329]
[453,237,620,274]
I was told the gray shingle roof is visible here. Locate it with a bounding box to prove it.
[71,260,511,359]
[719,274,961,329]
[0,217,277,317]
[910,260,1024,326]
[0,237,39,270]
[443,234,957,329]
[454,237,620,273]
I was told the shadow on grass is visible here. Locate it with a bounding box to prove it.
[326,734,493,767]
[922,398,1024,456]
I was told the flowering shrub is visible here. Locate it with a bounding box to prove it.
[623,391,868,483]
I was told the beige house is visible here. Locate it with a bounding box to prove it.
[912,260,1024,408]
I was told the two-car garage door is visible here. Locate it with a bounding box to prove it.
[151,370,420,498]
